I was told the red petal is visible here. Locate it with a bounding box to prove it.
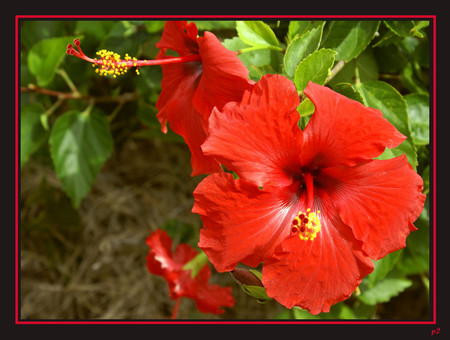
[192,172,301,272]
[192,31,254,119]
[155,21,199,56]
[262,207,374,314]
[320,155,426,260]
[155,62,222,176]
[202,75,303,188]
[301,82,406,168]
[193,282,235,315]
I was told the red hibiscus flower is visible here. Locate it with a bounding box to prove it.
[192,74,426,314]
[155,21,255,176]
[146,229,234,316]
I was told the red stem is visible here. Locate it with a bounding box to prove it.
[171,298,181,319]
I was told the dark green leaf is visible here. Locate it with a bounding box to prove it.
[405,93,430,145]
[397,201,429,276]
[294,48,337,92]
[327,47,379,86]
[321,21,380,62]
[367,250,403,287]
[236,21,279,47]
[28,36,75,86]
[283,23,325,78]
[49,109,113,207]
[355,81,418,169]
[21,103,49,168]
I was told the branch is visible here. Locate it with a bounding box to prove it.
[21,84,140,104]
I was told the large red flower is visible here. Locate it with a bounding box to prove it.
[146,229,234,315]
[192,74,426,314]
[155,21,254,176]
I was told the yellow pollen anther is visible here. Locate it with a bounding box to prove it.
[91,49,139,78]
[291,210,321,241]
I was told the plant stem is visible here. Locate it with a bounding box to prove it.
[57,69,80,96]
[325,60,345,85]
[21,85,139,104]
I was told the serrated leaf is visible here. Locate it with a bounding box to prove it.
[284,23,325,78]
[28,36,75,86]
[355,81,418,169]
[236,21,279,48]
[21,103,49,168]
[321,21,380,62]
[294,48,337,92]
[358,278,412,305]
[49,109,113,207]
[405,93,430,145]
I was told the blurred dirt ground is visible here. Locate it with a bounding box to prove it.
[20,137,286,320]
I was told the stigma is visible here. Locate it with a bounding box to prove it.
[290,208,321,241]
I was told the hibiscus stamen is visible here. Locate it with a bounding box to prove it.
[291,209,321,241]
[66,39,202,78]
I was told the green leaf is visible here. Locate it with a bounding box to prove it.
[21,103,49,168]
[327,47,379,86]
[49,109,113,207]
[236,21,279,48]
[384,20,417,37]
[287,21,325,42]
[367,250,403,287]
[331,83,365,104]
[223,37,271,81]
[297,98,315,117]
[358,277,412,305]
[355,81,418,169]
[397,201,429,276]
[283,23,325,78]
[28,36,75,86]
[193,21,236,31]
[294,48,337,92]
[321,21,380,62]
[405,93,430,145]
[182,252,208,279]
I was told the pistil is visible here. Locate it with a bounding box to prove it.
[66,39,202,78]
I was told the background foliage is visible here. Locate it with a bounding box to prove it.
[20,19,431,320]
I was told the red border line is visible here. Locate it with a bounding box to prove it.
[16,14,437,325]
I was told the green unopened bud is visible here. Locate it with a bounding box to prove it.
[230,268,272,304]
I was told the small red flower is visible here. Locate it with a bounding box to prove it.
[192,74,426,314]
[146,229,234,315]
[155,21,254,176]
